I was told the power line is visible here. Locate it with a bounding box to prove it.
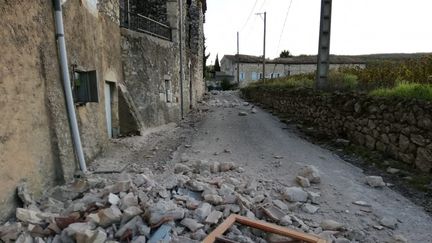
[276,0,293,55]
[240,0,259,31]
[272,0,293,76]
[258,0,267,12]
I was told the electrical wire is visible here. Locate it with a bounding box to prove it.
[272,0,293,76]
[258,0,267,12]
[276,0,293,55]
[240,0,259,32]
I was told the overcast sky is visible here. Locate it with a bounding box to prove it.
[204,0,432,64]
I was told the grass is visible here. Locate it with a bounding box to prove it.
[244,72,432,101]
[246,74,314,90]
[370,82,432,101]
[245,71,358,90]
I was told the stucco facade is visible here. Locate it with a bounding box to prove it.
[0,0,125,220]
[0,0,205,221]
[221,55,366,87]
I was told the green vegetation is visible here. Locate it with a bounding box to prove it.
[279,50,292,58]
[341,55,432,88]
[370,81,432,101]
[245,71,357,91]
[221,79,237,90]
[242,54,432,100]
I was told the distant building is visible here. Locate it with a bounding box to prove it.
[221,54,367,87]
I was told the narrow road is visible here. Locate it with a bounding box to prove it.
[180,91,432,242]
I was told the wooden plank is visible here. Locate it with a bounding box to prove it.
[202,214,237,243]
[203,214,327,243]
[215,236,239,243]
[234,215,322,243]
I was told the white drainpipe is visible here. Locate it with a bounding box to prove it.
[52,0,87,173]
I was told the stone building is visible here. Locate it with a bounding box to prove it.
[221,54,366,87]
[0,0,205,221]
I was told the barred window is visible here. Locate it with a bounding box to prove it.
[73,71,99,103]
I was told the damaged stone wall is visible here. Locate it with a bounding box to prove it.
[0,0,125,221]
[187,0,205,106]
[0,0,76,221]
[242,88,432,173]
[62,0,123,159]
[129,0,169,25]
[121,29,181,128]
[121,0,205,128]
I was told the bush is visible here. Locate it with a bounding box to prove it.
[340,55,432,88]
[327,71,358,90]
[221,79,237,90]
[370,81,432,101]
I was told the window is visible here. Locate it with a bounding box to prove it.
[240,72,245,81]
[165,80,172,102]
[73,70,98,103]
[252,72,257,81]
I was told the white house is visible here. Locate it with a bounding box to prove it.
[221,54,367,87]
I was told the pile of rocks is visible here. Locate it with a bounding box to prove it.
[0,161,392,243]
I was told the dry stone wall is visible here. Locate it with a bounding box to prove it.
[242,87,432,172]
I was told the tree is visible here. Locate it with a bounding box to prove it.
[214,54,221,72]
[203,38,210,78]
[279,50,292,58]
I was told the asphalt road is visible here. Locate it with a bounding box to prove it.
[181,91,432,242]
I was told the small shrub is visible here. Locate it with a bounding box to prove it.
[221,79,237,90]
[327,71,358,90]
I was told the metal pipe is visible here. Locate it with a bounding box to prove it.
[179,0,184,119]
[263,12,266,82]
[237,31,240,84]
[52,0,87,173]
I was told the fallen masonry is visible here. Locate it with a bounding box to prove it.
[0,159,407,242]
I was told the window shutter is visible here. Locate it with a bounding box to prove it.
[88,71,99,102]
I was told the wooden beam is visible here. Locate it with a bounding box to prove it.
[203,214,327,243]
[202,214,237,243]
[235,215,324,243]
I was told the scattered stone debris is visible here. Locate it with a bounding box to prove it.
[387,167,401,174]
[320,219,344,231]
[380,216,398,229]
[352,200,371,207]
[392,234,408,243]
[282,187,308,202]
[366,176,386,188]
[296,176,311,188]
[335,138,350,146]
[298,165,321,184]
[238,111,248,116]
[0,153,406,243]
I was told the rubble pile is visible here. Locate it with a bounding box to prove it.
[0,159,397,243]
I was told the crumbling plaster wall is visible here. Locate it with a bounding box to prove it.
[62,0,123,159]
[0,0,124,221]
[0,0,76,221]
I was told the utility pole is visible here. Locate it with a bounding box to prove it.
[316,0,332,89]
[237,31,240,84]
[256,12,267,82]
